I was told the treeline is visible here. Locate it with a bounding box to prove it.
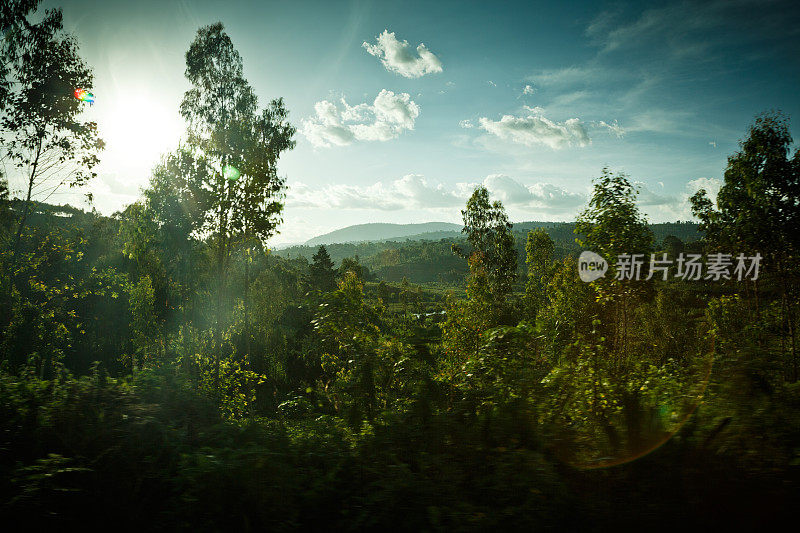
[278,221,702,285]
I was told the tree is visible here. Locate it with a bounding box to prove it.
[309,245,336,292]
[692,112,800,257]
[0,174,10,236]
[524,228,554,320]
[661,235,684,258]
[576,168,653,357]
[399,277,422,316]
[691,112,800,380]
[118,200,173,369]
[1,1,54,104]
[128,274,160,372]
[563,170,664,460]
[576,168,653,264]
[458,187,517,302]
[1,3,103,259]
[338,255,365,281]
[178,22,295,394]
[442,188,518,376]
[313,271,382,425]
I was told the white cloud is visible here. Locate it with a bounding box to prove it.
[589,2,729,55]
[288,174,460,210]
[480,174,533,204]
[522,84,535,95]
[362,30,443,78]
[526,182,587,208]
[479,174,586,209]
[528,65,607,88]
[625,109,694,135]
[288,174,586,214]
[459,119,474,129]
[477,110,590,150]
[686,177,722,203]
[594,120,625,137]
[301,90,420,148]
[523,105,546,114]
[636,177,723,221]
[634,181,677,206]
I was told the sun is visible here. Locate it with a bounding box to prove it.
[99,91,184,179]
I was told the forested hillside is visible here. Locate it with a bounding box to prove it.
[1,3,799,531]
[278,221,701,284]
[303,222,463,246]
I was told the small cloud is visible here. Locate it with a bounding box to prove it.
[593,120,625,138]
[625,109,694,135]
[637,177,724,221]
[634,181,676,206]
[523,105,546,115]
[485,174,585,208]
[527,65,606,88]
[363,30,443,78]
[302,89,420,148]
[687,177,722,202]
[522,84,535,95]
[459,119,474,129]
[477,111,590,150]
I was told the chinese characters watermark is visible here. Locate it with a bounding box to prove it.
[578,251,761,282]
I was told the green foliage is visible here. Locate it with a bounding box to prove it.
[692,112,800,381]
[525,228,555,319]
[692,112,800,258]
[576,168,654,262]
[1,2,104,261]
[309,244,336,292]
[459,186,518,300]
[1,25,799,528]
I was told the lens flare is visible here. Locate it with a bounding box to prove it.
[74,88,95,105]
[223,165,240,181]
[547,353,714,470]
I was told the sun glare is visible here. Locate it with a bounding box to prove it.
[100,92,184,178]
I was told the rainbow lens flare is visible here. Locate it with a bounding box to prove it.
[74,88,95,105]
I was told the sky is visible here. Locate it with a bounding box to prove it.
[25,0,800,245]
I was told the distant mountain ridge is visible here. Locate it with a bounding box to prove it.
[304,222,462,246]
[302,220,701,247]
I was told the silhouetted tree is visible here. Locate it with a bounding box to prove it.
[692,112,800,380]
[178,22,295,394]
[310,245,336,292]
[0,3,103,259]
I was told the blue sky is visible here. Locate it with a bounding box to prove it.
[35,0,800,245]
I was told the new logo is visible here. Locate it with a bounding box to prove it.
[578,251,608,282]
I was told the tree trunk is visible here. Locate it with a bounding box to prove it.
[244,246,251,368]
[12,138,43,262]
[214,173,227,398]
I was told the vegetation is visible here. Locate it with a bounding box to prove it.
[1,3,798,530]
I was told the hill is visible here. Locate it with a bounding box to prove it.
[301,220,701,249]
[278,220,703,285]
[304,222,462,246]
